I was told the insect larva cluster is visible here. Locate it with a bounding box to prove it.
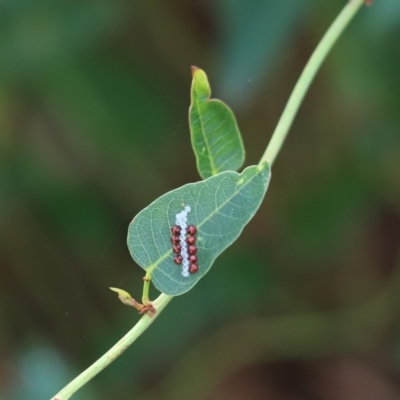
[171,206,198,277]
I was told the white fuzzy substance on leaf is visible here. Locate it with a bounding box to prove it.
[175,206,191,277]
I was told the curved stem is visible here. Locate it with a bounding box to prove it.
[258,0,365,167]
[51,293,173,400]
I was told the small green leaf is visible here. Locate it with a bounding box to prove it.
[189,67,245,180]
[127,163,270,296]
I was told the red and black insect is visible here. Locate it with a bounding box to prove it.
[187,225,197,235]
[171,224,198,274]
[189,264,198,273]
[171,225,181,235]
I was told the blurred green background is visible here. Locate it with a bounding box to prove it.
[1,1,400,399]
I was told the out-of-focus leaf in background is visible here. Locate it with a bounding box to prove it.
[5,346,95,400]
[0,0,124,81]
[212,0,313,106]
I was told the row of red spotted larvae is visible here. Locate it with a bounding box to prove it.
[171,223,198,276]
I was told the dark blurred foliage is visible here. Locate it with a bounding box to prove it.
[1,0,400,399]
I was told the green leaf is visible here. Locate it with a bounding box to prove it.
[189,67,245,180]
[127,163,270,296]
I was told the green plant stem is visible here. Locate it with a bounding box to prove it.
[51,293,173,400]
[258,0,365,168]
[142,272,151,304]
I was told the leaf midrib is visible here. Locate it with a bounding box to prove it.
[194,94,218,176]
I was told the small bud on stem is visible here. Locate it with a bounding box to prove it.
[109,287,155,316]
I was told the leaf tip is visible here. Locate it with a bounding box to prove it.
[110,287,132,300]
[110,287,144,309]
[191,65,200,76]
